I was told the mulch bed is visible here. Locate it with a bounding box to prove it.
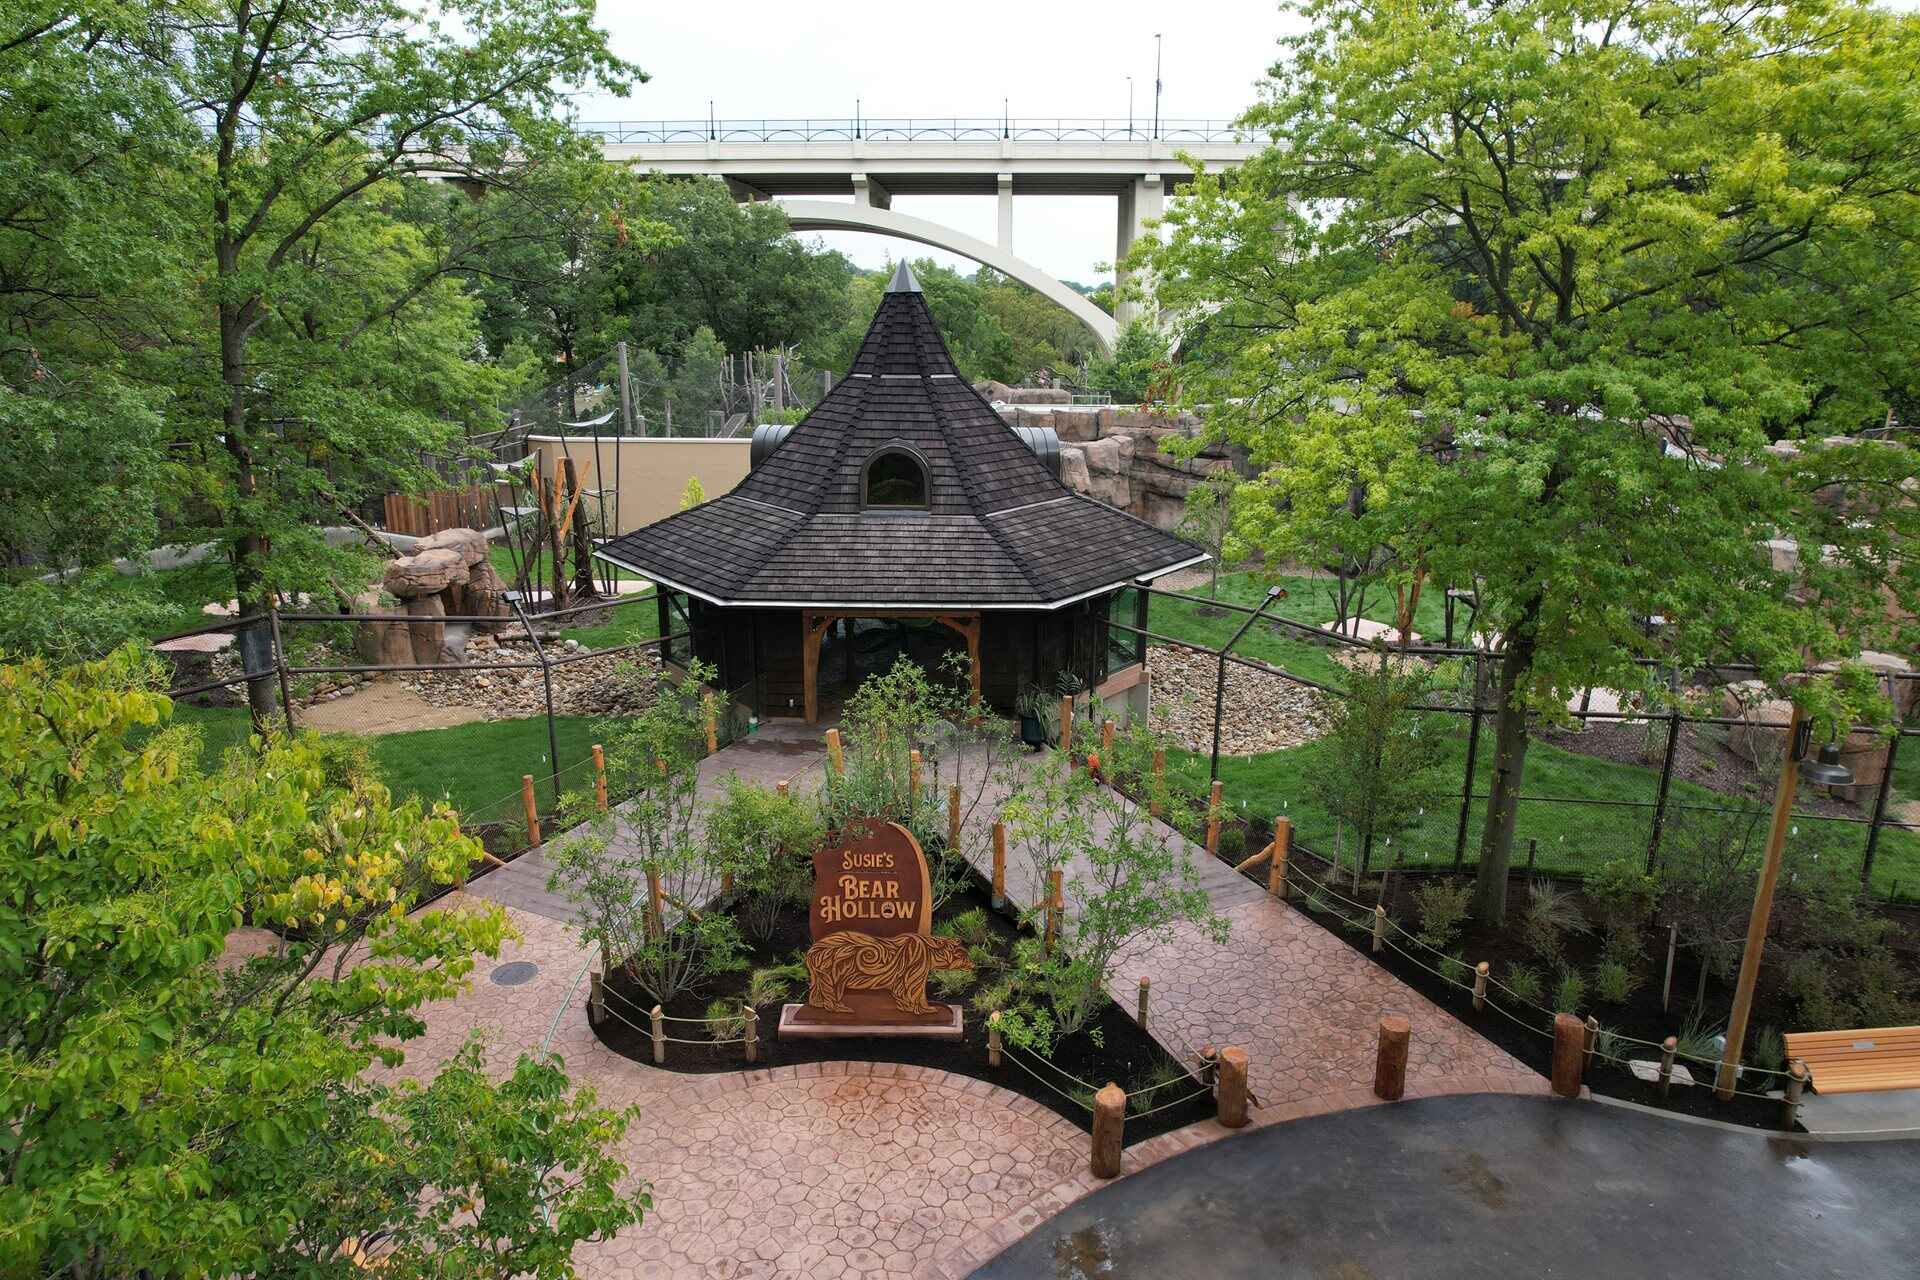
[589,869,1215,1143]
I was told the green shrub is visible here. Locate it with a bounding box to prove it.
[1126,1060,1190,1116]
[746,967,794,1007]
[1413,879,1472,951]
[704,775,822,943]
[947,906,994,948]
[1601,922,1643,967]
[1751,1025,1786,1077]
[1504,963,1545,1006]
[1593,960,1639,1005]
[702,998,747,1041]
[931,967,974,1000]
[971,978,1018,1016]
[1553,966,1587,1015]
[1439,951,1473,987]
[1588,857,1658,931]
[1523,880,1588,962]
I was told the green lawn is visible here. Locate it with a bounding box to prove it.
[167,704,607,820]
[1146,571,1920,899]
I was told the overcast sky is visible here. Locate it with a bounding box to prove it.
[573,0,1302,284]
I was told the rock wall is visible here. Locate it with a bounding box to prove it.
[999,405,1245,531]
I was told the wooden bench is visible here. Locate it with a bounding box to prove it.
[1783,1026,1920,1094]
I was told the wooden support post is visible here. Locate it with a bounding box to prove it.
[1150,748,1166,817]
[592,744,608,812]
[1136,976,1150,1028]
[991,821,1007,909]
[1091,1084,1125,1179]
[1204,781,1223,858]
[909,748,922,802]
[1102,718,1115,759]
[589,971,605,1025]
[1216,1046,1250,1128]
[947,784,961,853]
[987,1012,1003,1067]
[1059,694,1074,756]
[777,780,788,798]
[1781,1059,1808,1131]
[1661,922,1678,1012]
[651,1004,666,1065]
[1374,1015,1411,1101]
[1268,817,1291,900]
[1551,1013,1585,1097]
[521,774,541,847]
[1583,1014,1600,1074]
[1658,1036,1678,1099]
[743,1006,759,1064]
[720,869,733,897]
[825,728,844,776]
[1044,868,1064,954]
[646,870,664,939]
[705,708,718,755]
[1472,961,1489,1011]
[1372,905,1386,954]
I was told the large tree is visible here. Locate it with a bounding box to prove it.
[1144,0,1920,922]
[0,649,645,1275]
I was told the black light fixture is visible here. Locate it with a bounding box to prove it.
[1792,718,1855,788]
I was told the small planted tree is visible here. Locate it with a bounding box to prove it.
[1176,470,1242,602]
[1303,648,1449,878]
[997,721,1228,1051]
[546,659,744,1003]
[705,775,823,943]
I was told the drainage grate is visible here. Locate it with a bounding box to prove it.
[489,961,539,986]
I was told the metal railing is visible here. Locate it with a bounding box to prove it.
[574,117,1248,145]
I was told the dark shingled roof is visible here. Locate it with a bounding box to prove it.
[597,264,1205,608]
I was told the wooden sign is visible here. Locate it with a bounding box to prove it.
[782,817,967,1037]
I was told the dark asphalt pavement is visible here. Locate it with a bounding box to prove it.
[971,1094,1920,1280]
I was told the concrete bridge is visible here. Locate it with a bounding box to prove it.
[580,117,1265,350]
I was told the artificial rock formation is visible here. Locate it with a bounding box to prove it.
[998,404,1245,531]
[357,527,510,666]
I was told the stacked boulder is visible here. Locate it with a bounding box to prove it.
[356,528,510,667]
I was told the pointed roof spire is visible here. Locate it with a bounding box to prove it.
[886,259,922,294]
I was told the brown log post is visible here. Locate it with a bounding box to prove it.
[1658,1036,1678,1098]
[1136,976,1150,1028]
[646,869,664,939]
[1551,1013,1585,1097]
[1584,1014,1600,1073]
[777,780,788,798]
[1060,694,1075,757]
[1091,1083,1125,1178]
[1781,1059,1808,1131]
[705,707,718,755]
[1374,1014,1411,1100]
[651,1004,666,1066]
[1101,717,1115,759]
[948,784,961,852]
[743,1006,759,1064]
[1472,961,1489,1011]
[1204,780,1223,858]
[592,743,608,813]
[991,821,1007,909]
[1268,817,1291,899]
[521,774,541,847]
[588,971,605,1025]
[1216,1046,1250,1128]
[825,728,844,776]
[909,748,922,803]
[987,1011,1003,1067]
[1044,867,1064,954]
[1150,747,1167,817]
[1372,905,1387,954]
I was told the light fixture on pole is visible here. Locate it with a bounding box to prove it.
[1714,703,1853,1100]
[1127,75,1134,138]
[1152,33,1163,141]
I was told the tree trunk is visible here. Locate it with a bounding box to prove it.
[220,299,276,733]
[1472,618,1539,925]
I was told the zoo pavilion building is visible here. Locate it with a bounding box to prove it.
[596,264,1204,724]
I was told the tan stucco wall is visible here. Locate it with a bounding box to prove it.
[528,436,751,535]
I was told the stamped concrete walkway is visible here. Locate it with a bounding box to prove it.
[403,724,1540,1278]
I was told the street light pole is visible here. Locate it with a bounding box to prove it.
[1152,34,1163,141]
[1210,586,1286,783]
[1715,700,1804,1100]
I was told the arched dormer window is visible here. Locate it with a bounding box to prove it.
[862,446,929,509]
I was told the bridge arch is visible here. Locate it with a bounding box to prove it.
[777,199,1116,353]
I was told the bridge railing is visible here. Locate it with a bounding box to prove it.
[574,118,1249,145]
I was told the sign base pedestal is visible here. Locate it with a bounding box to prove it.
[777,1002,964,1041]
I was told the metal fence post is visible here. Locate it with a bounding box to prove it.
[266,605,296,735]
[1861,725,1906,893]
[507,593,563,806]
[1453,707,1482,866]
[1646,710,1682,872]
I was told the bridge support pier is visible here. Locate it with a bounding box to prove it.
[852,172,892,211]
[997,173,1014,252]
[1115,174,1164,328]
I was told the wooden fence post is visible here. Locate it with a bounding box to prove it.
[1044,868,1064,954]
[1472,961,1489,1011]
[521,774,541,847]
[1204,780,1223,858]
[1781,1059,1808,1131]
[592,744,608,813]
[1374,1015,1411,1100]
[948,784,961,852]
[588,972,605,1025]
[1150,748,1166,817]
[1551,1013,1585,1097]
[1216,1046,1249,1128]
[705,708,718,755]
[743,1006,759,1064]
[991,821,1007,909]
[1059,695,1074,757]
[1372,905,1387,953]
[1268,817,1291,899]
[777,780,788,798]
[1091,1084,1125,1178]
[1658,1036,1678,1098]
[1136,976,1150,1028]
[909,748,922,802]
[1101,718,1115,759]
[825,728,844,776]
[987,1011,1003,1067]
[646,870,664,939]
[651,1005,666,1066]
